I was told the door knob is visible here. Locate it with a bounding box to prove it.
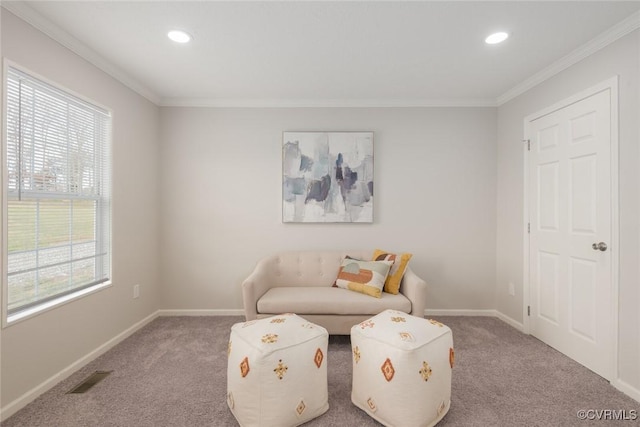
[592,242,607,252]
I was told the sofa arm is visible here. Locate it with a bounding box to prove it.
[400,267,427,318]
[242,257,275,321]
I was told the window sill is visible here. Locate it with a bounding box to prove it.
[4,281,112,327]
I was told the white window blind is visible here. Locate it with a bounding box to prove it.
[5,66,111,318]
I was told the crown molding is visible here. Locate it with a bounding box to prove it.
[159,97,498,108]
[3,2,638,109]
[4,1,494,109]
[1,1,161,105]
[497,10,640,106]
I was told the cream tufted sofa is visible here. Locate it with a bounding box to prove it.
[242,250,428,335]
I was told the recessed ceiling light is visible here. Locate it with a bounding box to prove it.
[168,30,192,44]
[485,32,509,45]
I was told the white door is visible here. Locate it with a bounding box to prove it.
[527,88,613,379]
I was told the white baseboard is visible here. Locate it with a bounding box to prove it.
[157,309,244,317]
[425,308,498,317]
[425,309,525,332]
[0,311,159,422]
[494,310,525,332]
[613,378,640,403]
[160,309,525,332]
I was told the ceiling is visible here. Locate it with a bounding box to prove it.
[4,1,640,107]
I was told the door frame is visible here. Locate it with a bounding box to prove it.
[522,76,619,381]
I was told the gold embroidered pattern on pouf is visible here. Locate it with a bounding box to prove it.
[390,316,406,323]
[359,320,375,329]
[296,400,306,416]
[261,333,279,344]
[270,318,286,324]
[240,357,250,378]
[399,332,414,342]
[419,361,433,381]
[274,359,288,379]
[450,347,455,368]
[428,319,444,327]
[381,358,395,381]
[353,346,361,363]
[367,397,377,412]
[314,348,324,368]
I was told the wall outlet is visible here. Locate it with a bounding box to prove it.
[133,284,140,299]
[508,282,515,296]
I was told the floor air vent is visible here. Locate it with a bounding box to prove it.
[67,371,112,394]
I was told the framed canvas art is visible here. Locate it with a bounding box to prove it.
[282,131,373,223]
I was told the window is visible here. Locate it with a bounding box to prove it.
[4,65,111,322]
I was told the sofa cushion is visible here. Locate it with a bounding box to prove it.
[334,258,393,298]
[373,249,413,295]
[257,287,412,315]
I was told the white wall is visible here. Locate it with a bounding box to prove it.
[496,30,640,395]
[1,11,161,409]
[159,107,498,312]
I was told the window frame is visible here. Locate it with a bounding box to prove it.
[2,60,113,327]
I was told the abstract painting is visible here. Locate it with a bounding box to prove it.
[283,131,373,223]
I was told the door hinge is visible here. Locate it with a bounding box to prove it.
[523,139,530,151]
[527,223,530,233]
[527,306,531,316]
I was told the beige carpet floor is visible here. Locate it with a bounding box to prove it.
[3,315,639,426]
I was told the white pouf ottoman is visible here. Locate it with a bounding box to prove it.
[227,313,329,427]
[351,309,454,427]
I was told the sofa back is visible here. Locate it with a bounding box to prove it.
[263,250,374,287]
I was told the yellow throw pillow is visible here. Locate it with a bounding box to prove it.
[335,258,393,298]
[372,249,413,294]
